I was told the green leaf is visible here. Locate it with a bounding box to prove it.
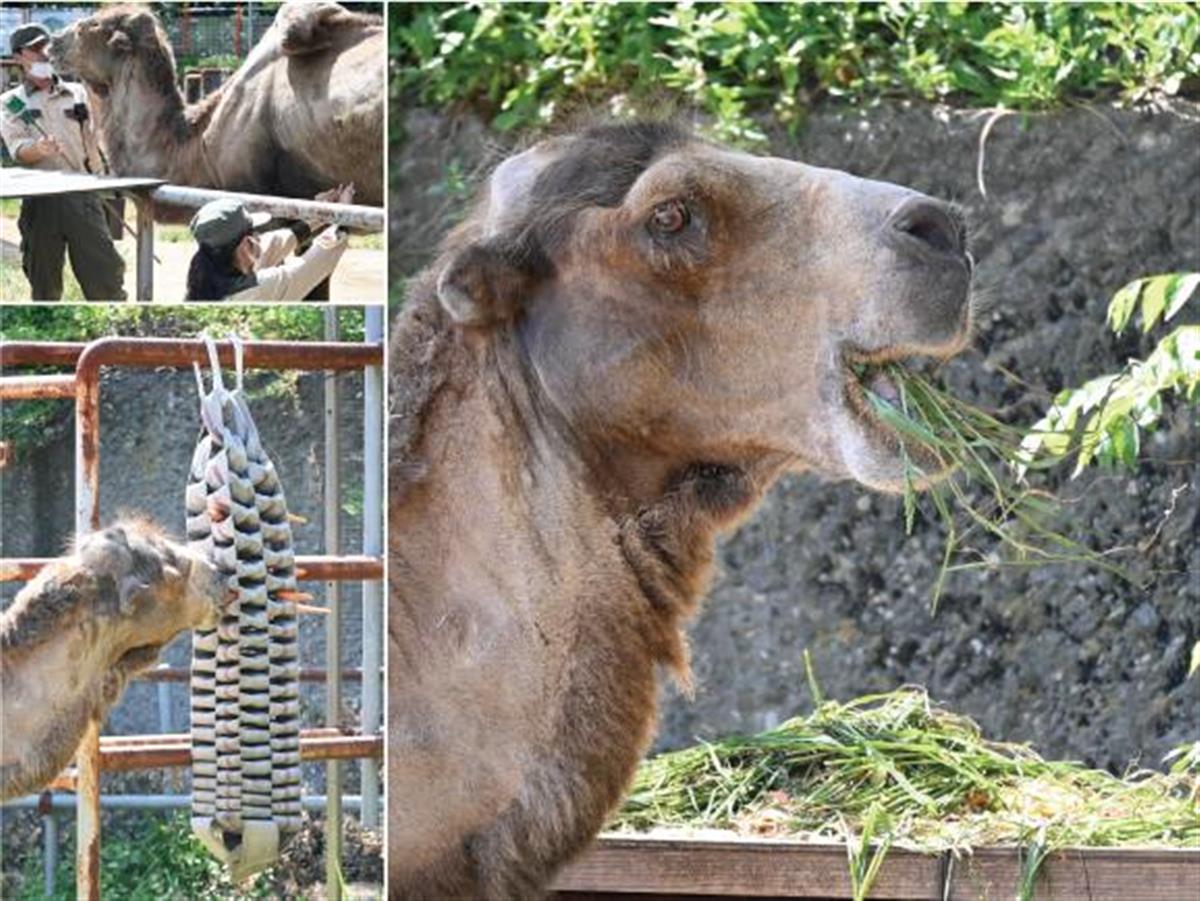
[1107,279,1142,334]
[1109,417,1139,468]
[1140,275,1172,334]
[1190,640,1200,678]
[1165,273,1200,323]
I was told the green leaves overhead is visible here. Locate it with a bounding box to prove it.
[391,2,1200,144]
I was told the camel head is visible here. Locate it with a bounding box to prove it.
[0,519,227,801]
[50,4,176,99]
[433,121,974,497]
[1,518,225,670]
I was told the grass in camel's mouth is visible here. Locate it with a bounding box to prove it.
[849,361,1129,608]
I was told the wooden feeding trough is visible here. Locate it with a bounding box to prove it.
[552,833,1200,900]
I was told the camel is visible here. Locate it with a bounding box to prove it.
[49,2,383,206]
[387,120,974,897]
[1,519,226,801]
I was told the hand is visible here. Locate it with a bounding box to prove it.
[312,185,341,204]
[18,136,62,165]
[313,183,356,205]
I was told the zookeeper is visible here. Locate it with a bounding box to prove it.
[0,23,126,301]
[184,188,353,302]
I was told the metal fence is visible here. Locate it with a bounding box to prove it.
[0,326,385,900]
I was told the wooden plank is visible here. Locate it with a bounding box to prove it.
[553,835,938,898]
[952,846,1200,901]
[0,167,165,199]
[553,835,1200,900]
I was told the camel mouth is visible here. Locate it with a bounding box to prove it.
[837,345,963,484]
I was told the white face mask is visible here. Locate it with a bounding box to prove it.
[29,61,55,80]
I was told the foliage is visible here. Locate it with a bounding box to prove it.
[858,273,1196,607]
[391,1,1200,145]
[0,306,364,344]
[612,688,1199,888]
[863,365,1127,609]
[16,813,275,900]
[1017,273,1199,476]
[0,307,367,457]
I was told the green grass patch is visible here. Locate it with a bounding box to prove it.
[0,306,364,344]
[15,813,275,901]
[391,1,1200,145]
[613,686,1199,856]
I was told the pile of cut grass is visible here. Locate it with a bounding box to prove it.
[612,688,1198,855]
[861,364,1130,608]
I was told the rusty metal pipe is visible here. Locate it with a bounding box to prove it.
[0,375,76,399]
[76,721,101,901]
[2,337,383,371]
[0,342,89,368]
[0,555,383,583]
[74,336,382,378]
[97,734,381,772]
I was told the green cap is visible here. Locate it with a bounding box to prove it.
[11,24,50,54]
[189,199,271,248]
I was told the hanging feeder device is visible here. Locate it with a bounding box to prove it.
[187,337,303,880]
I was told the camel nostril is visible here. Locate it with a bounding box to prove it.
[890,200,964,258]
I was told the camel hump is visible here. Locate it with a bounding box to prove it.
[276,1,379,56]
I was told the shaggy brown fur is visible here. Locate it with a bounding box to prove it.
[389,121,973,897]
[50,2,383,205]
[1,519,225,800]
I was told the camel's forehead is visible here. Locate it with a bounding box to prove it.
[628,144,802,198]
[80,5,148,30]
[486,136,799,229]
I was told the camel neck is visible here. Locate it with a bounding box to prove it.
[104,57,191,177]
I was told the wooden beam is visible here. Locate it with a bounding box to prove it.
[552,834,1200,900]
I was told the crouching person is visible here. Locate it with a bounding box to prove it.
[184,185,354,301]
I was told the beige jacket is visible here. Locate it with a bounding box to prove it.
[226,225,349,301]
[0,78,103,174]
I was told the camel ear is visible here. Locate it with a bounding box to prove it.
[436,241,536,328]
[107,30,131,54]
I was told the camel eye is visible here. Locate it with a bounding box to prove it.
[648,199,689,235]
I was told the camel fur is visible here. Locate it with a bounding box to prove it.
[50,2,383,205]
[1,519,225,800]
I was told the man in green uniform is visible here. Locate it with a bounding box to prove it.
[0,23,126,300]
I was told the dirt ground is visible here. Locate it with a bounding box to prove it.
[0,214,384,302]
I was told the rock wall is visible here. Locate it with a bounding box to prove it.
[390,101,1200,771]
